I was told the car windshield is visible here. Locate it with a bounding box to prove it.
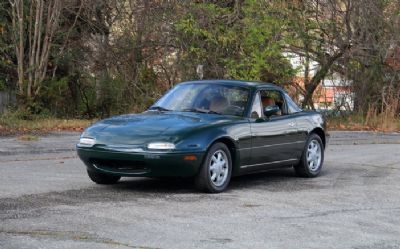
[150,83,250,117]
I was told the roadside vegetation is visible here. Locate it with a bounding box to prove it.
[0,110,93,135]
[0,1,399,133]
[328,114,400,132]
[328,86,400,132]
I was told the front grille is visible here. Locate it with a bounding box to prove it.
[90,159,148,172]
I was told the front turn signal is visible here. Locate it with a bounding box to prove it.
[184,155,197,161]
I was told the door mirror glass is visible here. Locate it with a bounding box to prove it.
[264,105,280,117]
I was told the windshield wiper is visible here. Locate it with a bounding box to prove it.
[207,110,221,115]
[181,108,221,115]
[148,106,171,112]
[181,108,208,113]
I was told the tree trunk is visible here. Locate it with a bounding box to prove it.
[301,48,348,109]
[10,0,25,96]
[9,0,62,105]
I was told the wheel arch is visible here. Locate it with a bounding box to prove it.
[310,127,326,148]
[209,136,239,175]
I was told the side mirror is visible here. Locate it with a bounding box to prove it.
[264,105,280,117]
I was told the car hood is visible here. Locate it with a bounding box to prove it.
[83,111,241,146]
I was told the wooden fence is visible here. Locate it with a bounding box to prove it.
[0,91,16,114]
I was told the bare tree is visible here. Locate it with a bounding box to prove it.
[286,0,354,108]
[10,0,63,101]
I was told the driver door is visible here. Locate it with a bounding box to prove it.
[244,90,299,171]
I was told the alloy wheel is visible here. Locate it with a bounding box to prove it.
[306,140,322,171]
[209,149,229,187]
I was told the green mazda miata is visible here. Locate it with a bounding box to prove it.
[77,80,327,193]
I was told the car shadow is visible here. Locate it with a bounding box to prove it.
[112,177,195,194]
[0,167,332,220]
[108,167,321,194]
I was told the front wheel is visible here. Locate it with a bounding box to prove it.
[195,142,232,193]
[294,133,324,177]
[87,170,121,184]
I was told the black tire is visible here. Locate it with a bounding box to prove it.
[87,170,121,184]
[195,142,232,193]
[294,133,324,177]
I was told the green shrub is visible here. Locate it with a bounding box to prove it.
[0,80,5,91]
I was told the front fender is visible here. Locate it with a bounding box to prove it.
[174,125,237,152]
[174,121,251,176]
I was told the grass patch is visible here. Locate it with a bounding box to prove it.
[0,113,95,135]
[327,113,400,132]
[17,134,39,141]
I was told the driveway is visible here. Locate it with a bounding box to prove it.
[1,131,400,249]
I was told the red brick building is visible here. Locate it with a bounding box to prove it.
[289,76,353,110]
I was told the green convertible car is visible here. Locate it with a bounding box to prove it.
[77,80,327,193]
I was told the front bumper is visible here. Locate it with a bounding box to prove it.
[76,146,205,177]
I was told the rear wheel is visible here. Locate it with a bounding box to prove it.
[195,142,232,193]
[294,133,324,177]
[87,170,121,184]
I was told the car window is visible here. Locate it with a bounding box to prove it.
[152,83,250,117]
[284,93,302,114]
[161,84,198,110]
[250,92,262,119]
[260,90,285,116]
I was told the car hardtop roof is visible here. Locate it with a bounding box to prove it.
[179,79,283,91]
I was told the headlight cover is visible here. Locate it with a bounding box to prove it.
[147,142,175,150]
[78,137,96,147]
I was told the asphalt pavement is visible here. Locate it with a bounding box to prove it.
[0,131,400,249]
